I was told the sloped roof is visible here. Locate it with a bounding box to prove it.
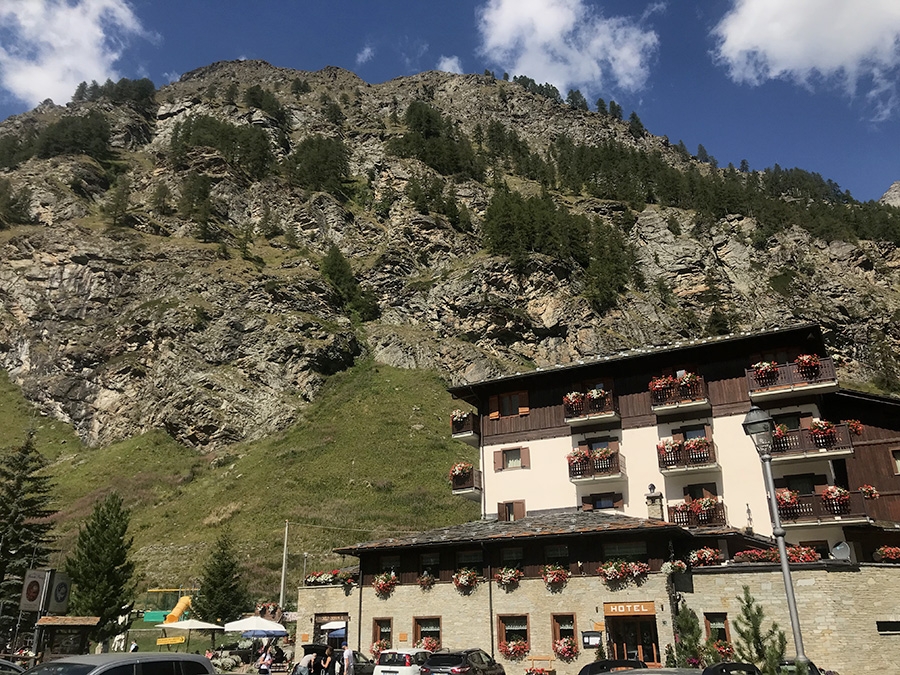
[36,616,100,626]
[335,509,687,555]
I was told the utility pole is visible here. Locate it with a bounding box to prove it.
[278,521,288,609]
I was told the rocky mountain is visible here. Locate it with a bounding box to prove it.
[2,60,899,451]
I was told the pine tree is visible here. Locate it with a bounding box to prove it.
[608,100,623,120]
[628,111,646,139]
[191,532,250,640]
[104,175,131,226]
[0,431,56,639]
[673,605,703,667]
[732,586,787,675]
[66,493,136,644]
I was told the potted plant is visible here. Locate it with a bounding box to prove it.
[417,571,436,589]
[874,545,900,562]
[566,447,591,465]
[541,563,571,586]
[688,547,721,567]
[494,566,524,588]
[498,639,530,660]
[859,484,880,500]
[773,423,789,441]
[562,391,583,415]
[844,419,864,435]
[808,419,836,446]
[679,371,701,388]
[452,567,479,590]
[775,489,800,508]
[683,437,711,460]
[552,637,578,661]
[415,637,440,651]
[660,560,687,575]
[451,409,472,432]
[794,353,821,375]
[821,485,850,513]
[448,461,474,484]
[751,360,779,380]
[690,497,719,521]
[649,375,677,396]
[596,560,629,583]
[337,570,357,587]
[656,438,682,455]
[372,571,398,597]
[371,639,390,659]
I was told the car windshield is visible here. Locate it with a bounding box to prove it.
[425,656,464,667]
[25,665,95,675]
[378,654,411,666]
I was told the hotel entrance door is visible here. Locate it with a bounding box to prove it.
[605,615,660,665]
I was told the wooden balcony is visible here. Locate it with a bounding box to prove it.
[777,491,871,527]
[568,453,626,483]
[746,357,839,401]
[658,441,718,473]
[668,501,727,527]
[451,413,480,447]
[450,469,483,501]
[770,423,854,463]
[564,393,620,425]
[650,378,710,415]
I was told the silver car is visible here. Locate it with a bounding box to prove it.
[23,653,215,675]
[373,650,431,675]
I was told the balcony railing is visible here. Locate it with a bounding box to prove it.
[650,377,709,412]
[450,469,483,501]
[771,423,854,461]
[668,501,727,527]
[568,453,626,481]
[746,357,838,399]
[658,440,718,472]
[563,392,619,424]
[451,413,480,447]
[777,490,870,524]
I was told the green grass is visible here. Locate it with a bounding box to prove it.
[1,361,479,601]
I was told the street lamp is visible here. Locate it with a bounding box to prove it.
[742,406,808,666]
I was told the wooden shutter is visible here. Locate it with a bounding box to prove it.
[773,477,788,489]
[683,485,692,502]
[520,446,531,469]
[489,395,500,420]
[613,493,624,509]
[493,450,504,472]
[518,390,530,416]
[704,423,712,438]
[799,413,813,429]
[813,474,828,494]
[581,495,594,511]
[609,439,620,452]
[512,500,526,520]
[498,502,508,521]
[672,429,685,442]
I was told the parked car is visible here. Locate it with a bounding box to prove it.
[419,649,504,675]
[297,645,375,675]
[0,660,24,675]
[22,653,214,675]
[777,659,822,675]
[373,649,431,675]
[611,665,761,675]
[577,659,647,675]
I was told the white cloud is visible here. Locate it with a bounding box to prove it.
[0,0,147,108]
[436,56,463,74]
[356,45,375,66]
[713,0,900,117]
[476,0,659,96]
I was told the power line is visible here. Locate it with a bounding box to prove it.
[284,520,423,534]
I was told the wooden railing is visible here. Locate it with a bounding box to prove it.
[746,356,837,392]
[650,378,708,407]
[450,469,483,492]
[668,501,727,527]
[451,413,479,436]
[777,491,869,522]
[568,453,625,480]
[658,441,717,471]
[772,423,854,457]
[563,393,617,418]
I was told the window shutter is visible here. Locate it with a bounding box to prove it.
[683,485,692,501]
[799,413,813,429]
[672,429,685,442]
[581,495,594,511]
[520,447,531,469]
[609,439,620,452]
[704,423,712,438]
[489,395,500,420]
[773,477,788,489]
[613,493,624,509]
[813,474,828,493]
[498,503,508,521]
[513,500,526,520]
[518,390,530,416]
[493,450,503,472]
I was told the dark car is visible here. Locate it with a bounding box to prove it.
[777,659,822,675]
[419,649,504,675]
[577,660,647,675]
[22,653,215,675]
[0,660,24,675]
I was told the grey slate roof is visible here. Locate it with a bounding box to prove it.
[335,509,688,555]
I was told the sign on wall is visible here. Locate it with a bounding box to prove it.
[603,601,656,616]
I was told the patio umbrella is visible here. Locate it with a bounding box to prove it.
[156,618,223,651]
[224,616,289,637]
[320,621,346,631]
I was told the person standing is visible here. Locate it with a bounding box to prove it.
[297,650,317,675]
[322,646,335,675]
[342,643,354,675]
[258,647,273,675]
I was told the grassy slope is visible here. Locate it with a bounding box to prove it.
[1,361,479,600]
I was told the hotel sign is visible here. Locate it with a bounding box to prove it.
[603,601,656,616]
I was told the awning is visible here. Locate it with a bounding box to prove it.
[329,629,346,639]
[320,621,346,631]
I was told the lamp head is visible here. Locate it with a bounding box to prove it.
[742,405,775,455]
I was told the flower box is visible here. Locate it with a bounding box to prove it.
[417,572,435,589]
[452,567,479,590]
[499,640,530,660]
[597,560,650,585]
[566,447,591,465]
[371,639,390,658]
[874,545,900,562]
[859,484,880,500]
[448,461,473,482]
[660,560,687,575]
[494,566,524,588]
[794,353,821,376]
[372,572,398,597]
[541,564,571,586]
[844,419,864,435]
[752,361,779,380]
[415,637,440,651]
[776,489,800,508]
[689,547,721,567]
[552,637,578,661]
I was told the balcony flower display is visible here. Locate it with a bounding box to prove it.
[683,437,710,453]
[874,546,900,562]
[448,461,473,482]
[649,375,677,392]
[494,566,524,588]
[688,547,721,567]
[371,639,390,658]
[552,637,579,661]
[844,419,864,435]
[415,637,441,651]
[733,546,820,564]
[794,353,821,374]
[673,502,693,514]
[451,409,470,423]
[597,560,650,585]
[775,489,800,507]
[656,438,682,454]
[452,567,479,590]
[752,361,779,379]
[498,639,530,660]
[372,571,398,597]
[821,485,850,504]
[337,570,357,587]
[566,447,591,465]
[305,570,337,585]
[591,446,614,460]
[586,387,608,402]
[773,424,789,440]
[541,563,571,586]
[417,571,435,589]
[808,419,836,446]
[525,669,549,675]
[712,641,735,661]
[859,484,880,500]
[563,391,583,407]
[660,560,687,575]
[690,497,719,514]
[679,371,700,387]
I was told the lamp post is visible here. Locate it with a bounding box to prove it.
[742,405,808,666]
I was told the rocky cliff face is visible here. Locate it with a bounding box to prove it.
[1,61,899,448]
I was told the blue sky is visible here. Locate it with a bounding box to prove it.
[1,0,899,201]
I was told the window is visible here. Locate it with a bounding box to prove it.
[493,447,531,471]
[876,621,900,634]
[379,555,400,573]
[414,617,441,644]
[799,540,830,560]
[552,614,576,641]
[142,663,174,675]
[704,613,729,642]
[373,618,392,645]
[544,544,568,564]
[583,491,624,510]
[499,615,529,643]
[498,500,526,522]
[604,541,648,560]
[501,547,524,565]
[683,425,707,440]
[589,439,610,452]
[457,550,483,567]
[773,413,802,430]
[183,663,212,675]
[784,474,816,495]
[420,552,440,575]
[489,391,530,419]
[893,449,900,474]
[685,483,718,500]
